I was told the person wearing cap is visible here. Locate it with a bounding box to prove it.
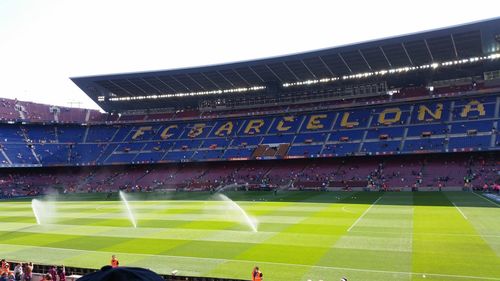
[252,266,263,281]
[110,255,119,268]
[78,266,165,281]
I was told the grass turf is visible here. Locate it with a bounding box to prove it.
[0,191,499,281]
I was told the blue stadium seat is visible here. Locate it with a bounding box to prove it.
[105,152,138,164]
[362,140,401,153]
[3,144,39,164]
[322,142,360,156]
[131,152,165,162]
[86,126,118,142]
[222,148,253,158]
[404,138,446,151]
[294,133,327,143]
[448,135,491,149]
[231,136,261,146]
[262,134,294,144]
[163,151,194,161]
[58,126,85,142]
[450,121,494,133]
[0,126,25,142]
[173,140,202,150]
[407,124,448,137]
[287,145,323,157]
[329,130,365,141]
[192,149,225,160]
[200,138,230,148]
[141,141,174,151]
[365,127,405,139]
[116,143,145,152]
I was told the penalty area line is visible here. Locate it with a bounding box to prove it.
[347,196,382,232]
[452,202,468,220]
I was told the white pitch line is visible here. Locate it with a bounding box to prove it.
[472,192,500,207]
[347,196,382,232]
[341,206,354,213]
[349,229,500,238]
[452,202,468,220]
[1,244,499,281]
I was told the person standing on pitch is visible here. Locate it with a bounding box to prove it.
[252,266,263,281]
[110,255,119,268]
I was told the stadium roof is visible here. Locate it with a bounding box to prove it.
[72,17,500,112]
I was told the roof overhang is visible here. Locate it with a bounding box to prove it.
[71,17,500,112]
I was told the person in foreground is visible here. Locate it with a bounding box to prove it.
[110,256,119,268]
[77,266,164,281]
[252,266,263,281]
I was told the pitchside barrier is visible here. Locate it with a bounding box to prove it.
[7,261,247,281]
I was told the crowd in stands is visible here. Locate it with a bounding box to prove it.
[0,260,34,281]
[0,153,497,198]
[0,80,497,198]
[1,260,68,281]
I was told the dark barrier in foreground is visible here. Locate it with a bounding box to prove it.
[8,261,247,281]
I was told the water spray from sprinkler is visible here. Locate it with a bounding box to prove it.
[119,191,137,228]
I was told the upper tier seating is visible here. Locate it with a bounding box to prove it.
[0,93,497,167]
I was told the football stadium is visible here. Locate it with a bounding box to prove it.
[1,15,500,281]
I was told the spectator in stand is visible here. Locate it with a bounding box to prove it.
[0,262,9,276]
[48,266,56,281]
[42,274,51,281]
[23,263,33,281]
[57,266,65,281]
[13,264,22,281]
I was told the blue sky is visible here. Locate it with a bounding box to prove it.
[0,0,499,111]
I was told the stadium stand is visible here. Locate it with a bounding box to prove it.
[0,90,498,167]
[1,152,498,198]
[0,97,104,123]
[0,18,499,198]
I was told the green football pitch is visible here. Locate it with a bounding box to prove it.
[1,191,500,281]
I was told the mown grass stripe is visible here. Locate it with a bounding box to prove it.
[2,244,499,280]
[347,196,382,232]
